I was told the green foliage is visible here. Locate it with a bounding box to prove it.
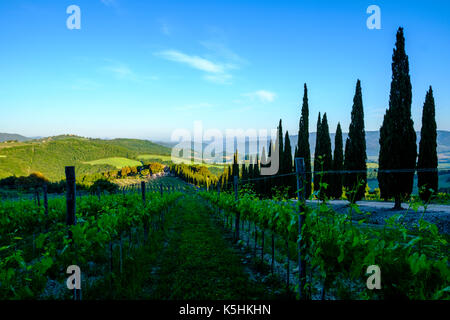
[171,163,218,189]
[152,196,279,299]
[200,187,449,300]
[0,191,182,299]
[89,179,119,195]
[84,157,142,169]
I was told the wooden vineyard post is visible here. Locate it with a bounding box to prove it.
[217,183,221,218]
[119,234,123,274]
[160,184,163,197]
[142,181,149,243]
[109,240,113,289]
[65,166,80,300]
[35,188,41,207]
[233,175,240,242]
[295,157,306,300]
[43,183,49,232]
[141,181,146,203]
[65,166,77,237]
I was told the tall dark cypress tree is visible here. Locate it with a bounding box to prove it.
[343,79,367,202]
[241,163,248,182]
[265,142,272,197]
[417,86,438,201]
[284,131,295,198]
[269,120,284,193]
[232,150,239,179]
[295,84,312,198]
[319,113,333,198]
[248,156,254,179]
[331,123,344,199]
[313,113,322,193]
[277,119,284,186]
[255,153,262,195]
[378,27,417,209]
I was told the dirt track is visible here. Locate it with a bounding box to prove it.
[305,200,450,234]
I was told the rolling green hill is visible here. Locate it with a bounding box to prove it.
[0,132,32,142]
[0,136,171,181]
[84,157,143,169]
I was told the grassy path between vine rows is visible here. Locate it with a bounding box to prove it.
[144,195,285,299]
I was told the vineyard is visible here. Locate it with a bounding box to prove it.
[0,171,448,300]
[0,185,183,299]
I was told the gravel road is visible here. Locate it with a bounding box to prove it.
[305,200,450,234]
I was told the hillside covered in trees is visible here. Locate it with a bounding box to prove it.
[0,135,171,181]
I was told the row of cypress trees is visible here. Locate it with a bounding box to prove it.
[295,27,438,203]
[217,27,438,203]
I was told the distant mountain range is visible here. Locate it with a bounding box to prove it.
[168,130,450,165]
[289,130,450,157]
[0,133,33,142]
[1,130,449,181]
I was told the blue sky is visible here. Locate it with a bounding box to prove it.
[0,0,449,141]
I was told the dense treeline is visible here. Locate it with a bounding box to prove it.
[0,161,167,197]
[0,172,89,195]
[170,163,218,188]
[80,162,166,184]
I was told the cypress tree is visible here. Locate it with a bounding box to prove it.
[319,113,333,198]
[241,163,248,182]
[284,131,295,198]
[255,153,260,177]
[343,79,367,202]
[232,150,239,179]
[417,86,438,201]
[331,123,344,199]
[313,113,322,193]
[378,27,417,209]
[254,153,261,195]
[276,119,284,189]
[265,141,273,197]
[295,84,312,198]
[248,156,254,179]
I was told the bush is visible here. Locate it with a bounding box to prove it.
[89,179,119,195]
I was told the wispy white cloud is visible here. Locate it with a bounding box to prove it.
[157,50,224,73]
[200,41,246,66]
[103,64,136,80]
[243,90,277,103]
[156,49,237,84]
